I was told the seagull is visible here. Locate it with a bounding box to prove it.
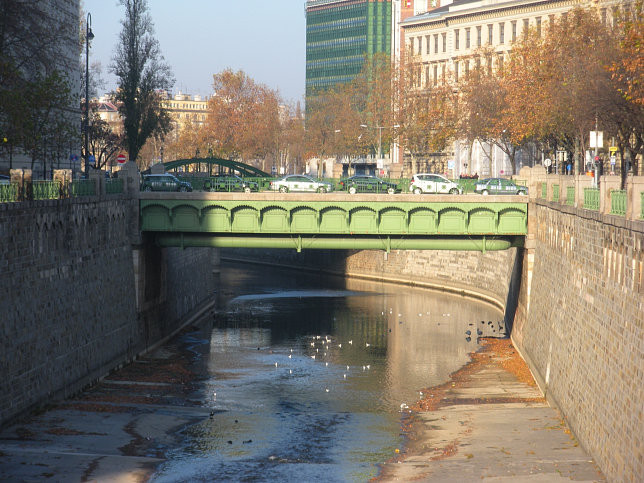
[343,374,347,379]
[338,344,342,348]
[288,354,292,359]
[311,355,316,359]
[325,362,329,366]
[275,362,278,367]
[325,388,330,393]
[366,365,370,370]
[400,403,409,410]
[365,343,370,347]
[347,365,350,370]
[289,369,293,374]
[348,340,353,345]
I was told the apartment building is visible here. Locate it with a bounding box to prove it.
[400,0,627,176]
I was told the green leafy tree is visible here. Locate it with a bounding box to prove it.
[111,0,174,164]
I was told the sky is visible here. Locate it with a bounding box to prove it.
[83,0,307,104]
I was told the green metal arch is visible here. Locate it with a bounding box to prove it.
[160,157,272,177]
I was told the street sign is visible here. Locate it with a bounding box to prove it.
[609,146,618,155]
[117,153,127,164]
[544,158,552,167]
[589,131,603,149]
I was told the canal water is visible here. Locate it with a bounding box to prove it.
[151,261,504,482]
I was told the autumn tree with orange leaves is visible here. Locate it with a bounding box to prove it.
[203,69,281,169]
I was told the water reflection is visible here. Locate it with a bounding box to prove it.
[151,261,503,482]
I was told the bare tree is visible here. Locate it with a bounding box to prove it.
[110,0,174,164]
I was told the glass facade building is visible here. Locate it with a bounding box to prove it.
[305,0,392,99]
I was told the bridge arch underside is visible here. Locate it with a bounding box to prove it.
[141,200,527,252]
[155,158,272,177]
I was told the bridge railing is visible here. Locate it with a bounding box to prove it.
[516,170,644,220]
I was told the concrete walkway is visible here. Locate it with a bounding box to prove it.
[377,338,605,482]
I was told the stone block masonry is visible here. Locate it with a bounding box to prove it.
[0,197,217,426]
[513,201,644,482]
[224,246,517,317]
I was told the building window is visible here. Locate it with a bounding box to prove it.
[442,32,447,52]
[441,62,446,83]
[410,38,414,56]
[477,26,482,47]
[426,35,431,54]
[511,21,517,42]
[433,63,438,86]
[425,64,430,87]
[454,29,459,50]
[498,54,504,72]
[434,34,439,54]
[488,24,493,44]
[454,60,459,82]
[466,28,471,49]
[499,23,505,44]
[536,17,541,37]
[549,14,556,31]
[418,37,423,54]
[523,18,530,37]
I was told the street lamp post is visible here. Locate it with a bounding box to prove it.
[84,13,94,179]
[361,124,400,163]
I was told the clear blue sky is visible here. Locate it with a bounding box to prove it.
[83,0,306,104]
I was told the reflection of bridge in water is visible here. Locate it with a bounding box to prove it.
[140,192,528,252]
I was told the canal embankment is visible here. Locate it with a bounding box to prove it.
[377,338,605,482]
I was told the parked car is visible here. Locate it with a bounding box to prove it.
[339,175,400,194]
[269,174,333,193]
[140,174,193,192]
[204,175,258,193]
[0,175,10,185]
[409,174,462,195]
[474,178,528,195]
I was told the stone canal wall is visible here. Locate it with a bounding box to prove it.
[223,247,518,315]
[513,201,643,482]
[0,198,217,426]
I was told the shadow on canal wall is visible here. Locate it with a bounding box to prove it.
[221,247,518,323]
[0,198,218,428]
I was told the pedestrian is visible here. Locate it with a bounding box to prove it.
[566,162,572,175]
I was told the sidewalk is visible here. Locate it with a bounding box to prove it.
[377,338,605,482]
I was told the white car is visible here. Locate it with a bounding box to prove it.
[409,174,462,195]
[269,174,333,193]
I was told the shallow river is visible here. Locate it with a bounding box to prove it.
[151,261,504,482]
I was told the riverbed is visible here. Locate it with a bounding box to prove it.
[150,261,504,482]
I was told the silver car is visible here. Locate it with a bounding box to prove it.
[270,174,333,193]
[409,174,462,195]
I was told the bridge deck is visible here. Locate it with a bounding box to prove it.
[140,192,528,251]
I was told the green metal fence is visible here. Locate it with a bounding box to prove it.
[70,180,96,197]
[541,182,547,199]
[0,183,19,202]
[552,184,560,202]
[566,186,575,206]
[610,190,627,216]
[106,179,124,195]
[584,188,600,210]
[33,181,61,200]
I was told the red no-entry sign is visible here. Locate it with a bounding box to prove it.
[117,153,127,163]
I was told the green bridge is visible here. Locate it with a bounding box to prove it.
[140,193,528,252]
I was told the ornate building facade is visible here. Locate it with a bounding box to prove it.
[400,0,629,177]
